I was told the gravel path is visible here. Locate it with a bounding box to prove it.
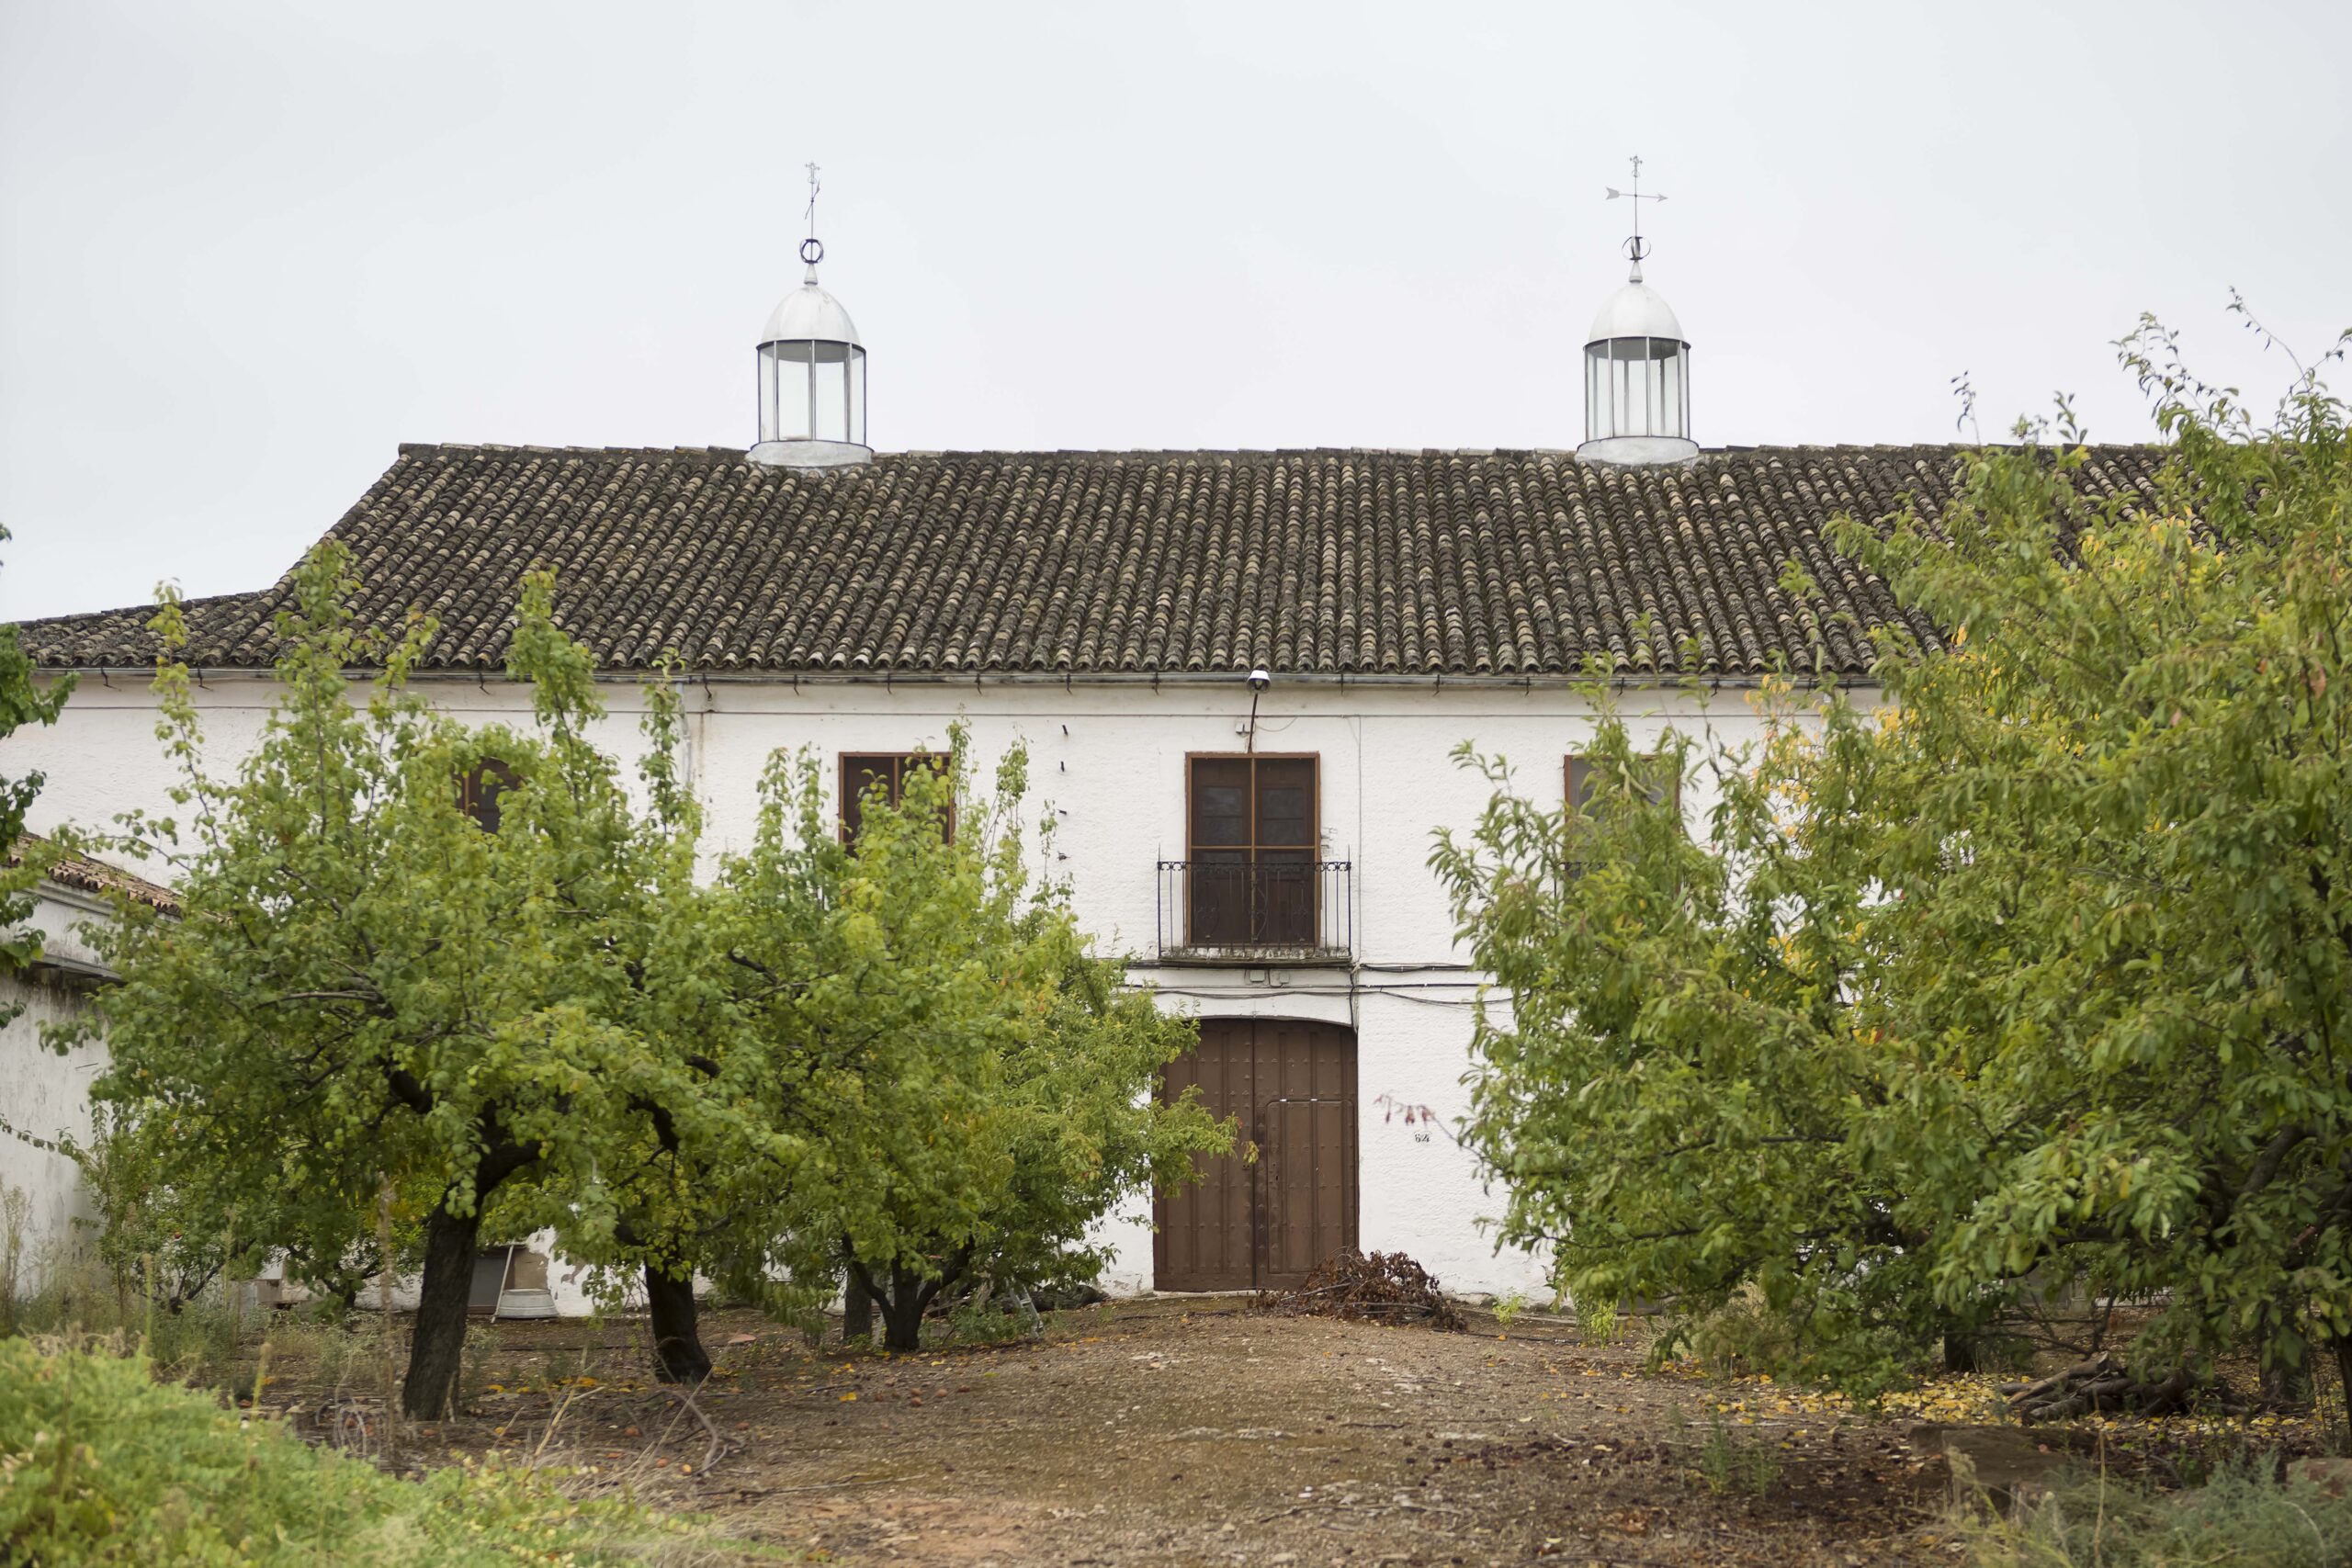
[410,1299,1951,1566]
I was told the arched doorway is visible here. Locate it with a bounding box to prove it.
[1154,1018,1358,1292]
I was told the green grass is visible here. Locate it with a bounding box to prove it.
[0,1337,740,1565]
[1692,1406,1783,1496]
[1963,1461,2352,1568]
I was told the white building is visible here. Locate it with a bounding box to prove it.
[0,838,175,1293]
[3,218,2168,1304]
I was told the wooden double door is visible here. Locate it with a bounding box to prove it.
[1154,1018,1358,1292]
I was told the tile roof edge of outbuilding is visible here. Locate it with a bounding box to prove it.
[8,831,178,913]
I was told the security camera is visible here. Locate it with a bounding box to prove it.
[1246,667,1272,693]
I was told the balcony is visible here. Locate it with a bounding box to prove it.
[1155,859,1352,964]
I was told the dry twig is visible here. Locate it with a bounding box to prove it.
[1259,1250,1466,1332]
[648,1379,731,1473]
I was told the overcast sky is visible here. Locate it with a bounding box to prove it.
[3,0,2346,623]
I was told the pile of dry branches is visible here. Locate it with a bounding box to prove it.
[2000,1353,2251,1423]
[1259,1250,1466,1332]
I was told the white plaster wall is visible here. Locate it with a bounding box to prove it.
[0,886,115,1292]
[7,671,1833,1302]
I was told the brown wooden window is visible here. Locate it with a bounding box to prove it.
[1186,754,1317,946]
[1566,752,1680,834]
[837,752,952,841]
[458,759,519,832]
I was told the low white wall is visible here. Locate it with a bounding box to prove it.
[0,886,115,1296]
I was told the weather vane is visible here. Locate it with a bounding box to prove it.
[801,161,824,267]
[1605,154,1666,265]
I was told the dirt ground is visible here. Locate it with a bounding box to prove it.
[290,1298,1973,1567]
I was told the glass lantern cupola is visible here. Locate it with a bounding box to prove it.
[1577,157,1698,468]
[751,164,870,468]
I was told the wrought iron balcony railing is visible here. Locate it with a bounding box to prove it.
[1155,859,1352,964]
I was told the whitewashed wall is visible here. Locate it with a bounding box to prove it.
[9,671,1838,1302]
[0,884,115,1292]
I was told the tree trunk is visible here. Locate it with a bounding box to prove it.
[842,1259,875,1346]
[401,1202,481,1419]
[1943,1325,1982,1375]
[644,1263,711,1383]
[877,1265,928,1352]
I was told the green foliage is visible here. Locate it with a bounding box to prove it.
[1436,697,1938,1393]
[69,1105,230,1314]
[67,1101,423,1325]
[1436,319,2352,1412]
[53,542,1224,1389]
[1962,1461,2352,1568]
[1574,1295,1621,1348]
[1680,1292,1807,1382]
[1849,325,2352,1406]
[710,735,1228,1348]
[0,1337,707,1566]
[58,546,729,1414]
[0,521,74,998]
[940,1292,1040,1346]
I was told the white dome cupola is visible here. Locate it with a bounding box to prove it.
[1577,158,1697,467]
[751,164,870,468]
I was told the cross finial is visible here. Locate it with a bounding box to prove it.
[1603,153,1667,275]
[799,162,825,274]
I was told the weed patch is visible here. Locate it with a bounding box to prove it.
[0,1337,743,1565]
[1962,1461,2352,1567]
[1692,1407,1783,1497]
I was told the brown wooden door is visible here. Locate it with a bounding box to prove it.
[1154,1018,1357,1292]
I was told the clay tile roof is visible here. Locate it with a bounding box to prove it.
[9,833,177,912]
[12,444,2173,680]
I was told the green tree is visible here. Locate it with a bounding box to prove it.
[469,664,775,1386]
[1438,322,2352,1425]
[1852,325,2352,1420]
[0,523,74,995]
[1435,707,1951,1393]
[68,547,729,1416]
[713,738,1225,1350]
